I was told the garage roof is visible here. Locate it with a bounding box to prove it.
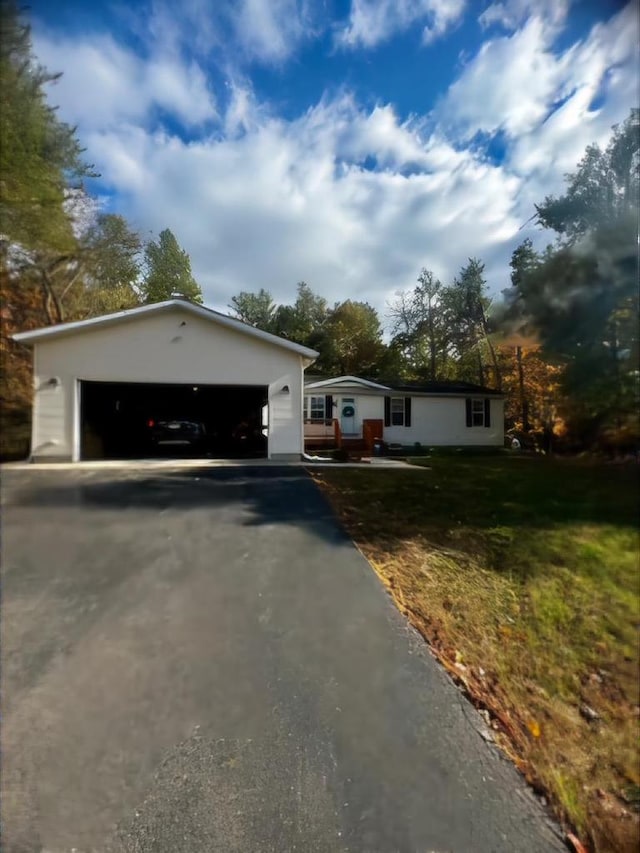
[13,299,319,362]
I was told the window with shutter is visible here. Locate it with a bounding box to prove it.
[466,398,490,427]
[305,395,326,421]
[391,397,405,426]
[325,394,333,420]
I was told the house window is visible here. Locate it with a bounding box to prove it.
[391,397,405,426]
[472,399,485,426]
[305,395,326,421]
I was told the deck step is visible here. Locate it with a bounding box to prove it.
[342,440,368,451]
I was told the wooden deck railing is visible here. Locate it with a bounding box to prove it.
[304,418,341,448]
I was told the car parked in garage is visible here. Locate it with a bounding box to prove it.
[147,418,207,453]
[12,299,318,461]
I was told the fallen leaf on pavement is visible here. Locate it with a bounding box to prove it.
[566,832,588,853]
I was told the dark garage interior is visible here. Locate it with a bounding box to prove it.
[81,381,268,460]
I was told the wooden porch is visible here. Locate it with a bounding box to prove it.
[304,418,384,454]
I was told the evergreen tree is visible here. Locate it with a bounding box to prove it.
[503,110,639,446]
[388,268,450,380]
[81,214,141,291]
[0,0,93,254]
[229,288,275,329]
[140,229,202,304]
[272,281,328,347]
[443,258,501,388]
[316,300,385,376]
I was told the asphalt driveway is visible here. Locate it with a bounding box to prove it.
[2,466,565,852]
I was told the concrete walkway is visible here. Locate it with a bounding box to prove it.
[2,466,564,852]
[3,455,417,471]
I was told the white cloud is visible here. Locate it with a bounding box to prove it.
[423,0,467,44]
[479,0,570,32]
[230,0,317,63]
[28,0,639,324]
[436,1,638,236]
[33,31,217,131]
[291,95,433,170]
[142,0,319,65]
[438,1,637,144]
[78,0,316,91]
[144,0,223,58]
[337,0,466,49]
[82,94,523,315]
[437,16,569,139]
[504,3,639,209]
[224,79,263,137]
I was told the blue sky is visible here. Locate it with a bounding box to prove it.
[29,0,638,319]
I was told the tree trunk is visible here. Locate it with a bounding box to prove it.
[486,336,501,389]
[479,307,501,389]
[515,346,529,430]
[60,268,83,302]
[428,327,437,380]
[39,276,56,325]
[609,319,622,431]
[39,268,64,325]
[476,348,484,386]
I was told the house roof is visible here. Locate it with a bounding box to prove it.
[13,299,319,363]
[304,375,392,391]
[304,375,503,396]
[391,381,504,397]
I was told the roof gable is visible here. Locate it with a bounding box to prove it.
[13,299,319,363]
[305,375,391,391]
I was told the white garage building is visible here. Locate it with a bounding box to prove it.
[13,299,318,462]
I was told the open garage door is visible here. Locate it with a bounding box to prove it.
[80,381,268,460]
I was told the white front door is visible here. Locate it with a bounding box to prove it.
[340,397,357,434]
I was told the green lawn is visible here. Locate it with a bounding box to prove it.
[312,456,639,853]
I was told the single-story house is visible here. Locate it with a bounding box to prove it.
[13,299,318,462]
[304,375,504,449]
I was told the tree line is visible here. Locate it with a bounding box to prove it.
[229,108,639,452]
[0,1,203,455]
[1,0,637,456]
[0,2,202,316]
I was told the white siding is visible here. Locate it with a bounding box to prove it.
[32,345,69,458]
[384,396,504,446]
[338,394,384,435]
[269,372,303,457]
[31,308,305,460]
[303,390,504,446]
[304,392,384,437]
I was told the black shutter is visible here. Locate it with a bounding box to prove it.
[484,398,491,428]
[465,398,472,427]
[384,396,391,427]
[404,397,411,427]
[325,394,333,420]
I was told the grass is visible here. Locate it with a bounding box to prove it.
[312,456,639,853]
